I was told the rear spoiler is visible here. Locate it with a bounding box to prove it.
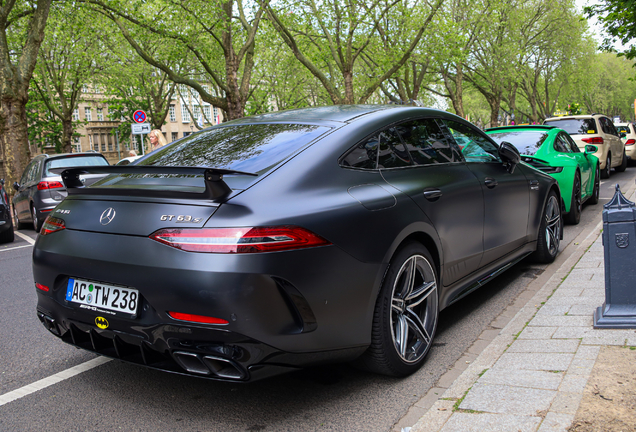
[53,166,257,201]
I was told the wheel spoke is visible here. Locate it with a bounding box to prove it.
[405,308,431,346]
[394,313,409,357]
[406,280,436,308]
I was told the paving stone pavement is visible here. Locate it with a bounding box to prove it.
[403,188,636,432]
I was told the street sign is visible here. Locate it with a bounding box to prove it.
[133,110,147,123]
[131,123,151,134]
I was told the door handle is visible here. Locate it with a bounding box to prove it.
[423,189,442,201]
[484,178,498,188]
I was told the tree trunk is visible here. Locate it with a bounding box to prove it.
[62,118,74,153]
[486,95,501,128]
[0,96,30,189]
[343,70,354,104]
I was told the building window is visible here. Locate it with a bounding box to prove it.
[72,109,80,121]
[169,105,176,122]
[203,106,211,123]
[183,132,191,137]
[181,104,190,123]
[171,132,178,142]
[82,85,88,93]
[97,108,103,121]
[193,106,201,122]
[73,137,81,153]
[84,107,92,121]
[213,107,219,124]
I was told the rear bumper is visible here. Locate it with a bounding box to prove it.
[33,229,383,381]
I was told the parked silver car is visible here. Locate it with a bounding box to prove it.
[12,152,109,231]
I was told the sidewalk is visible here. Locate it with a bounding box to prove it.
[405,188,636,432]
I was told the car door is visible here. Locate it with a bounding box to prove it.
[376,118,485,286]
[601,117,623,165]
[561,132,593,195]
[441,119,530,267]
[14,159,38,219]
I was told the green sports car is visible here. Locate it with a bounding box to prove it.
[486,125,600,225]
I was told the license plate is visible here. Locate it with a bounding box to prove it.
[65,278,139,318]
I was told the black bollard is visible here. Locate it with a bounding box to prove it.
[594,184,636,328]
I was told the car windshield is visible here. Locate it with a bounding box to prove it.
[487,131,548,156]
[544,118,597,135]
[44,155,109,176]
[617,125,630,135]
[138,123,330,174]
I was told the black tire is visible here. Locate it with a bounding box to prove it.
[532,190,561,263]
[564,172,582,225]
[0,224,14,243]
[13,206,26,230]
[588,164,600,205]
[601,154,611,179]
[616,150,627,172]
[357,242,439,377]
[32,204,43,233]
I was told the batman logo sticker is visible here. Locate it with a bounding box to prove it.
[95,316,109,329]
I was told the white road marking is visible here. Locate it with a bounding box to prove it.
[0,244,32,252]
[0,357,112,407]
[14,231,35,245]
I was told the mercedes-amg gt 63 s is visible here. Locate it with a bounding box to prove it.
[33,105,562,382]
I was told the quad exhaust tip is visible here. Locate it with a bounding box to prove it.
[173,351,246,380]
[37,312,60,336]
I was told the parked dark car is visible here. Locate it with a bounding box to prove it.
[33,105,562,382]
[0,179,14,243]
[12,152,109,231]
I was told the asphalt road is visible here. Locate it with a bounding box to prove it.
[1,169,634,432]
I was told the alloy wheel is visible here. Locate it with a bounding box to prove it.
[390,254,438,363]
[544,195,561,256]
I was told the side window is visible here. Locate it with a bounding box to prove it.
[21,161,36,185]
[563,133,580,153]
[554,134,572,153]
[600,117,618,136]
[396,118,461,165]
[29,161,42,182]
[442,119,500,162]
[342,127,411,169]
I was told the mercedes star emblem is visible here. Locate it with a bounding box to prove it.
[99,208,116,225]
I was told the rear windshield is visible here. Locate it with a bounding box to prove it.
[487,131,548,156]
[45,155,109,176]
[617,125,630,135]
[544,118,597,135]
[138,123,330,174]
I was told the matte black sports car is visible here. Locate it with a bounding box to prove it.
[33,105,562,382]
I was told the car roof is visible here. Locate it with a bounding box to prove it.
[485,125,557,132]
[221,104,454,126]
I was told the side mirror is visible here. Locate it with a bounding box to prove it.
[499,141,521,174]
[12,182,20,191]
[585,144,598,154]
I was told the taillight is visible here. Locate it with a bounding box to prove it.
[35,283,50,292]
[40,216,66,236]
[581,137,604,145]
[626,139,635,146]
[168,311,228,325]
[37,181,64,190]
[150,226,331,253]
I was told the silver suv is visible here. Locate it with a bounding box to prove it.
[544,114,626,178]
[12,152,109,231]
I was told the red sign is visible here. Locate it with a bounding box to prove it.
[133,110,147,124]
